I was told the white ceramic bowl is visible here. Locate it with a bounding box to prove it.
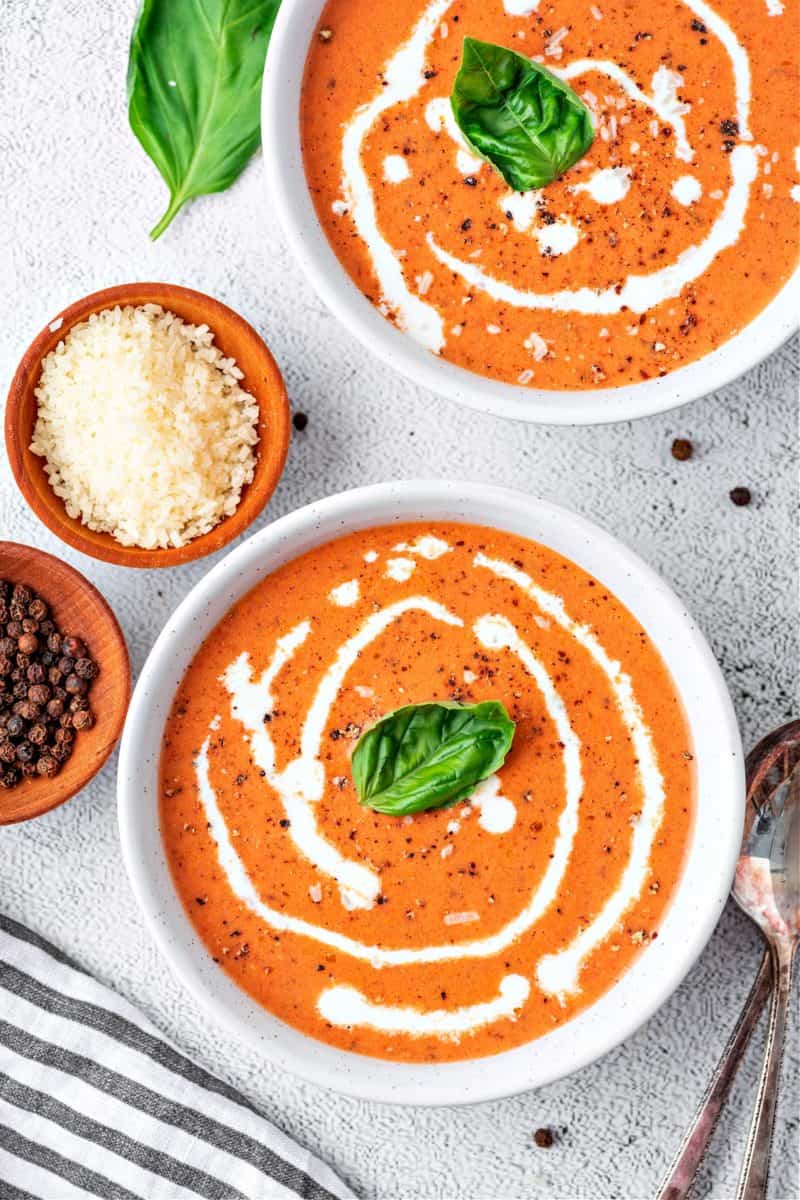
[262,0,799,425]
[118,480,744,1105]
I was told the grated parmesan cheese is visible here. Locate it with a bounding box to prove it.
[30,304,260,550]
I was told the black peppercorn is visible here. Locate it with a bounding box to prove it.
[0,740,17,764]
[11,584,32,608]
[74,658,99,680]
[671,437,693,461]
[5,715,24,739]
[61,636,86,660]
[0,578,97,790]
[28,599,48,622]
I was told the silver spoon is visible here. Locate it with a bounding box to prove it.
[656,719,800,1200]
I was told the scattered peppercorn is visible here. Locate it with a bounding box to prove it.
[671,437,693,461]
[292,412,309,432]
[0,580,98,790]
[533,1128,555,1148]
[729,486,752,507]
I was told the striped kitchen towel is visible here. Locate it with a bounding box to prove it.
[0,914,355,1200]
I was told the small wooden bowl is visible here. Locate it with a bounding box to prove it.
[0,542,131,824]
[5,283,291,568]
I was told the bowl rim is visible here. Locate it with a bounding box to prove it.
[261,0,800,426]
[118,479,744,1105]
[4,282,291,568]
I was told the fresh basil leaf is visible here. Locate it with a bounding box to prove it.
[450,37,594,192]
[352,700,515,817]
[127,0,280,239]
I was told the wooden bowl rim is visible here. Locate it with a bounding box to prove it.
[4,282,291,569]
[0,541,132,825]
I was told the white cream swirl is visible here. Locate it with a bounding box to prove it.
[191,543,669,1037]
[337,0,756,338]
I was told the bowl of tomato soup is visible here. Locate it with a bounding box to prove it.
[118,481,743,1103]
[263,0,799,423]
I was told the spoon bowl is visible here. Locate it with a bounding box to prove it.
[732,721,799,1200]
[657,719,800,1200]
[734,720,800,944]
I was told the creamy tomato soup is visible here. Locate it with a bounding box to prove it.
[161,523,694,1062]
[301,0,799,390]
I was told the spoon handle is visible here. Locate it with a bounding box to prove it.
[655,949,772,1200]
[735,941,795,1200]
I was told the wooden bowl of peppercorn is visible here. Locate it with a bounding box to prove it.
[0,542,130,824]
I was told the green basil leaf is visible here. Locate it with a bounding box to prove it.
[127,0,280,239]
[352,700,515,817]
[450,37,594,192]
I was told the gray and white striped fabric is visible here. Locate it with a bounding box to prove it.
[0,915,355,1200]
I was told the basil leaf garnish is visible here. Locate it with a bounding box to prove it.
[127,0,280,239]
[450,38,594,192]
[352,701,515,817]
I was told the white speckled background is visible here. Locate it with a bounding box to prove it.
[1,1,798,1197]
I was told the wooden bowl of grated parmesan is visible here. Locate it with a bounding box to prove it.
[5,284,290,567]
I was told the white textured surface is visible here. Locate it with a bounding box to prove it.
[0,2,798,1197]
